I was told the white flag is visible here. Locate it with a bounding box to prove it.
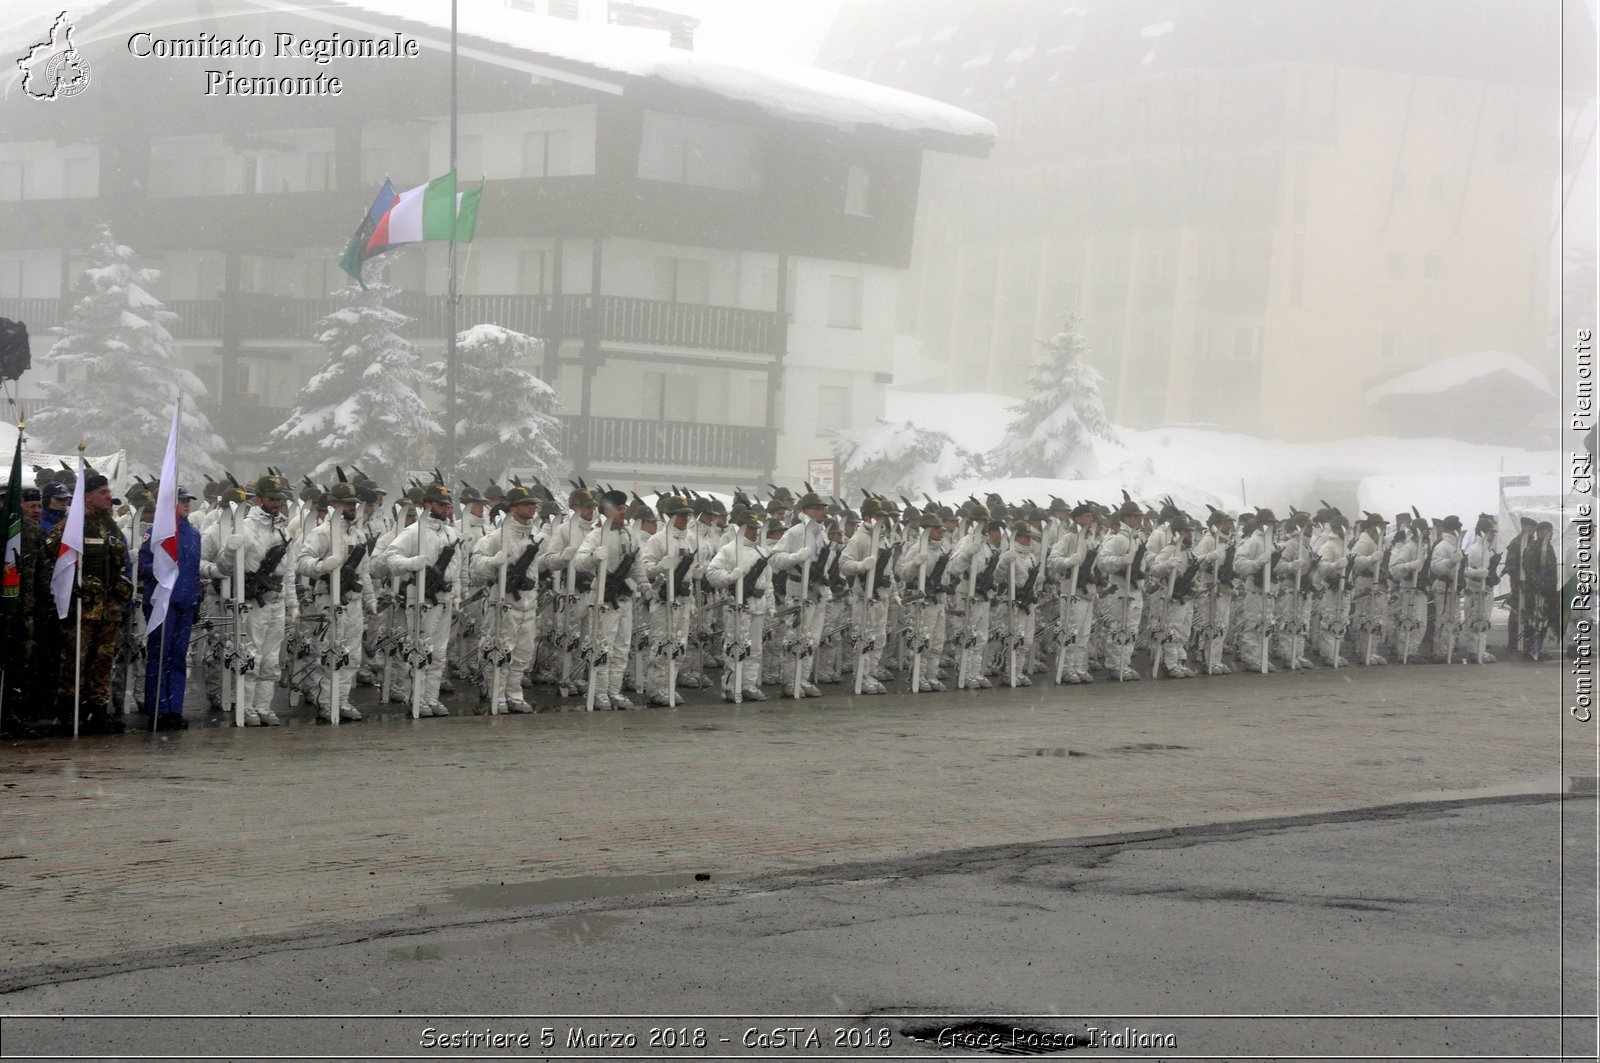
[146,401,181,635]
[50,459,85,620]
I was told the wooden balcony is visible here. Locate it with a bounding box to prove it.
[0,294,785,355]
[558,415,774,481]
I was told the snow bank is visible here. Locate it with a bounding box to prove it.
[1364,350,1552,405]
[883,390,1560,513]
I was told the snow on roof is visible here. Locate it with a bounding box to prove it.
[335,0,996,144]
[1364,350,1553,405]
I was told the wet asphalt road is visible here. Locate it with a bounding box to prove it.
[2,796,1594,1060]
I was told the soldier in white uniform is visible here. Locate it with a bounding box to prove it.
[574,490,640,709]
[707,509,773,702]
[378,481,462,717]
[217,474,297,726]
[469,484,544,713]
[294,478,373,722]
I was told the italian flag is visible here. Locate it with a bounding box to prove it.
[362,171,480,258]
[145,401,182,636]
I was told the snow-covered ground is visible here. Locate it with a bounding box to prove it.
[884,390,1563,519]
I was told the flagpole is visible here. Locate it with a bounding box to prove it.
[444,0,459,475]
[151,617,167,734]
[72,442,83,739]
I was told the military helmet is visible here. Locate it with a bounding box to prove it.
[458,483,485,504]
[658,493,692,517]
[1116,499,1142,520]
[764,518,787,537]
[1438,514,1463,531]
[859,496,886,518]
[732,509,761,529]
[326,481,358,503]
[963,502,990,522]
[598,488,628,512]
[502,484,535,506]
[419,481,451,505]
[918,510,942,529]
[538,499,563,520]
[1474,513,1496,534]
[483,482,505,501]
[1010,521,1034,539]
[795,491,827,512]
[628,498,656,521]
[1254,507,1277,524]
[253,474,289,500]
[355,482,380,504]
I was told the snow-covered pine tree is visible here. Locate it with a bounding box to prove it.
[994,311,1117,479]
[268,267,439,485]
[427,324,569,487]
[834,420,984,498]
[30,224,225,474]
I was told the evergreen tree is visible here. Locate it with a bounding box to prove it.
[994,311,1116,478]
[31,224,225,474]
[835,420,984,498]
[427,324,569,487]
[268,268,439,485]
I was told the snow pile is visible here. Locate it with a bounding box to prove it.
[1364,350,1552,405]
[885,390,1560,516]
[834,419,984,499]
[341,0,996,142]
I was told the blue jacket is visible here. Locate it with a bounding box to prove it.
[139,518,203,613]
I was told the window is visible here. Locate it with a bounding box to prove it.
[305,151,333,192]
[520,250,553,295]
[0,161,26,201]
[521,129,571,178]
[653,257,709,304]
[817,384,849,435]
[758,266,797,314]
[1231,325,1262,361]
[638,112,759,192]
[641,371,698,421]
[827,274,863,329]
[845,165,871,216]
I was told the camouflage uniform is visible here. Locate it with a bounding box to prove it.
[46,509,133,727]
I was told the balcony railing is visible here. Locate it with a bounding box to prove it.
[1,294,784,354]
[558,415,773,475]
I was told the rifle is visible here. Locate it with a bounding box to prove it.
[741,553,769,602]
[331,535,371,601]
[504,540,540,600]
[1015,559,1041,610]
[667,550,695,600]
[603,549,636,607]
[244,535,291,606]
[973,550,1001,598]
[420,540,458,605]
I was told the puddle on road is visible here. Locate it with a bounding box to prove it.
[388,912,630,962]
[409,872,711,920]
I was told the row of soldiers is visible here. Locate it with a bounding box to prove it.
[0,466,1567,737]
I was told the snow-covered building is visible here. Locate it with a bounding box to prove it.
[816,0,1588,444]
[0,0,993,483]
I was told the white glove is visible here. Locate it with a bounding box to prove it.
[317,555,341,575]
[224,534,242,552]
[690,561,706,579]
[398,555,427,573]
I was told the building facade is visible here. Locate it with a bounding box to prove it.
[0,0,992,483]
[817,0,1583,443]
